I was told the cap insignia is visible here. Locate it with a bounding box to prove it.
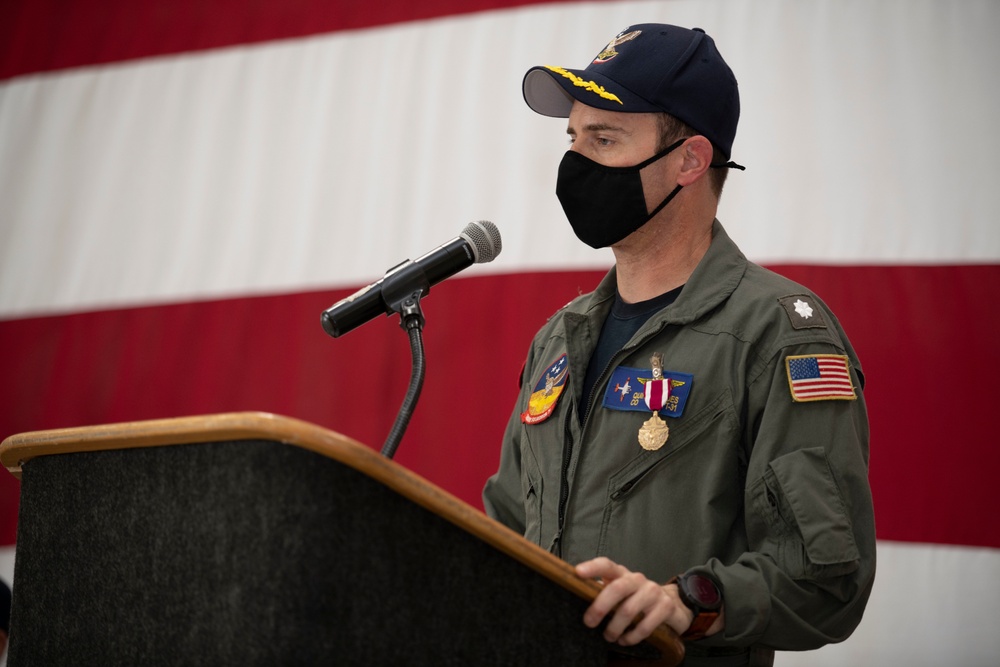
[594,29,641,63]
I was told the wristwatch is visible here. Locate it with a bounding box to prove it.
[668,572,722,641]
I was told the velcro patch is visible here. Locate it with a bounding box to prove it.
[779,295,827,330]
[602,366,693,418]
[521,354,569,425]
[786,354,856,402]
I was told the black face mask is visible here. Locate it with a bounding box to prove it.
[555,138,685,249]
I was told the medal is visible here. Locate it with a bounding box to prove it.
[638,413,669,450]
[638,352,670,450]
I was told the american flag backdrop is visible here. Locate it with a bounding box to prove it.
[1,1,998,664]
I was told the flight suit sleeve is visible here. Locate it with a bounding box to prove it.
[691,342,876,650]
[483,402,529,534]
[482,348,535,535]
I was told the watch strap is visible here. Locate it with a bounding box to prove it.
[679,610,718,641]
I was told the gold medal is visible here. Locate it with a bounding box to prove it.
[638,352,670,450]
[638,412,670,450]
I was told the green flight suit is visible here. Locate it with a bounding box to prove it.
[483,221,875,664]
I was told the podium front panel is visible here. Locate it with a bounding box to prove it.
[9,439,615,665]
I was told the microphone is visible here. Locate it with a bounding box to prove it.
[321,221,502,337]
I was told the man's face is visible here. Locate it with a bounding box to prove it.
[565,100,660,166]
[565,101,679,217]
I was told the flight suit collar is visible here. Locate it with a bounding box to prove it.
[580,219,747,327]
[654,219,747,325]
[558,220,746,419]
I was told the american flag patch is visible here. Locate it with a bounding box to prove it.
[785,354,856,402]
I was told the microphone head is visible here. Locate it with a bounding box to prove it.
[460,220,502,264]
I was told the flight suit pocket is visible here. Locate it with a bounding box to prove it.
[598,390,740,570]
[751,447,860,580]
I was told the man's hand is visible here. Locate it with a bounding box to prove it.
[576,557,723,646]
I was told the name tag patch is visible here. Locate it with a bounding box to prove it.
[602,366,693,418]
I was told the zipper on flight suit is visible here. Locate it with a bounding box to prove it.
[609,479,638,501]
[552,405,575,558]
[551,317,670,557]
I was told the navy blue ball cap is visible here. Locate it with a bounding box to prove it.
[523,24,740,158]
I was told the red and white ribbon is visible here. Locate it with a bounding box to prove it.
[644,379,670,412]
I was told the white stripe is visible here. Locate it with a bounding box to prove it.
[0,544,10,590]
[0,542,11,667]
[777,540,1000,666]
[1,0,998,319]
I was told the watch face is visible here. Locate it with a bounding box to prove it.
[687,574,721,607]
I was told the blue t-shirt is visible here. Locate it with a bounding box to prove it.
[580,285,683,424]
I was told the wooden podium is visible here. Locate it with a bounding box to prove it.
[1,412,683,666]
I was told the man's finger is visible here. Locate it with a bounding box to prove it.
[575,557,622,581]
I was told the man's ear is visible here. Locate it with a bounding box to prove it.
[676,135,713,187]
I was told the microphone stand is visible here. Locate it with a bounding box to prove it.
[325,222,501,457]
[381,288,427,459]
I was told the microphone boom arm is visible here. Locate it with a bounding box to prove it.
[380,288,427,459]
[320,221,502,457]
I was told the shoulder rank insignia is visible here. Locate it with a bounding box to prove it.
[521,354,569,425]
[602,364,693,418]
[779,295,828,330]
[786,354,856,402]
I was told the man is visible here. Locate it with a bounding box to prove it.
[483,24,875,666]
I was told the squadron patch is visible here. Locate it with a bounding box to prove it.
[602,365,693,418]
[521,354,569,425]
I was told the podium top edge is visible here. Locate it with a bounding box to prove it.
[0,411,684,662]
[0,412,364,476]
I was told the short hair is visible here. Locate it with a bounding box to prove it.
[656,113,728,199]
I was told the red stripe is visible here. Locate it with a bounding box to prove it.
[773,263,1000,549]
[792,391,855,399]
[795,387,852,394]
[2,265,999,550]
[816,362,848,373]
[0,0,577,81]
[644,381,664,410]
[794,383,853,392]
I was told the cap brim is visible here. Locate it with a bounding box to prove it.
[522,65,661,118]
[523,67,575,117]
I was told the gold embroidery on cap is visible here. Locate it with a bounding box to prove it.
[543,65,623,105]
